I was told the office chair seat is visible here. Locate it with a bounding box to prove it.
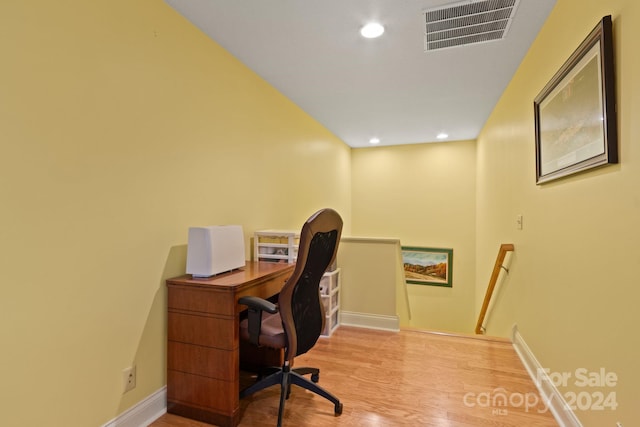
[238,208,343,427]
[240,311,286,349]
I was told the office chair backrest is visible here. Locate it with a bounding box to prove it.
[278,208,342,364]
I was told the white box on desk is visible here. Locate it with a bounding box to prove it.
[186,225,245,277]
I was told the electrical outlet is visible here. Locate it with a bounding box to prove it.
[123,365,136,393]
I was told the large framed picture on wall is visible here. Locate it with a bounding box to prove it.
[534,15,617,184]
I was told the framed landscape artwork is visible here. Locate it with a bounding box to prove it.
[401,246,453,287]
[534,15,617,184]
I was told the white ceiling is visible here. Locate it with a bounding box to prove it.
[164,0,556,148]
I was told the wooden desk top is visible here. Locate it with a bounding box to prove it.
[167,261,294,290]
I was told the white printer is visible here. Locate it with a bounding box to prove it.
[186,225,245,277]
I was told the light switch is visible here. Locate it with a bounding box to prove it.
[516,214,523,230]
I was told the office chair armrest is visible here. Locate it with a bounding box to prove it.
[238,296,278,313]
[238,296,278,346]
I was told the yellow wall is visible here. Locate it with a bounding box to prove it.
[351,141,477,333]
[0,1,350,426]
[477,0,640,425]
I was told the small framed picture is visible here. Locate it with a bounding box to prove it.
[401,246,453,287]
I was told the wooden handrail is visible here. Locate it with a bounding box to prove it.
[475,243,515,334]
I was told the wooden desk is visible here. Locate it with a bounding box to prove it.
[166,261,294,427]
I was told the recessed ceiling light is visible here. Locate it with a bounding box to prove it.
[436,132,449,139]
[360,22,385,39]
[369,137,380,144]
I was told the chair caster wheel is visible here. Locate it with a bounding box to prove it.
[335,402,343,415]
[311,373,319,383]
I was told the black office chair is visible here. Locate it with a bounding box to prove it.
[239,208,343,426]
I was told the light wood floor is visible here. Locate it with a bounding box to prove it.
[151,326,558,427]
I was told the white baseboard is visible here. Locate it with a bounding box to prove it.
[340,311,400,331]
[511,325,582,427]
[101,386,167,427]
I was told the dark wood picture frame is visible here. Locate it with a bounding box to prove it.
[534,15,617,184]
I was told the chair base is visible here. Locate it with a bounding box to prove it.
[240,365,342,427]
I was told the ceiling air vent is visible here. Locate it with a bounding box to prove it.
[424,0,520,52]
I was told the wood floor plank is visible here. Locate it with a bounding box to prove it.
[150,327,558,426]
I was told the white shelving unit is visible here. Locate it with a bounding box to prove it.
[254,230,299,264]
[320,268,340,337]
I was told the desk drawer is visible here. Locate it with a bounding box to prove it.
[167,370,238,413]
[168,286,235,316]
[168,341,238,381]
[168,312,236,349]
